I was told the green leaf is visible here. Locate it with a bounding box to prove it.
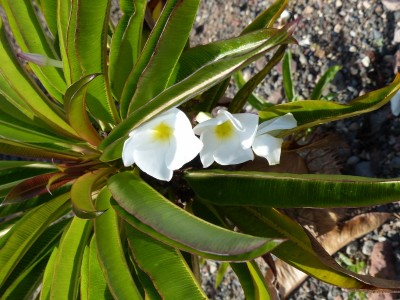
[232,71,271,111]
[100,25,295,157]
[125,224,207,300]
[80,237,113,300]
[185,169,400,208]
[0,138,83,162]
[0,218,70,298]
[64,74,103,146]
[1,0,66,101]
[73,0,120,124]
[119,0,184,117]
[39,0,58,38]
[242,0,289,33]
[70,168,111,219]
[0,17,78,139]
[215,262,229,289]
[39,245,58,300]
[94,188,143,300]
[0,193,70,286]
[231,261,271,300]
[310,65,342,100]
[109,0,147,99]
[282,49,295,101]
[126,0,201,115]
[172,28,279,84]
[259,73,400,136]
[229,45,286,113]
[108,172,280,261]
[49,217,93,299]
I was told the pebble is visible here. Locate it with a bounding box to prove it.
[361,56,371,67]
[362,240,375,256]
[346,155,360,165]
[354,161,375,177]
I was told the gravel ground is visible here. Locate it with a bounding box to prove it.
[192,1,400,299]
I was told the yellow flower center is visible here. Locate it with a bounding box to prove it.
[153,122,173,141]
[214,121,234,140]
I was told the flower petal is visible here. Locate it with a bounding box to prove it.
[133,144,173,181]
[122,136,136,167]
[252,134,283,165]
[234,113,259,148]
[199,132,219,168]
[257,113,297,136]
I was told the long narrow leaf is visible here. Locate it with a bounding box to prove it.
[125,224,207,300]
[109,0,147,99]
[94,188,143,300]
[119,0,182,117]
[108,172,280,261]
[49,217,92,299]
[64,74,103,146]
[1,0,66,101]
[126,0,201,114]
[80,236,113,300]
[242,0,289,33]
[0,193,70,286]
[310,65,342,100]
[185,169,400,208]
[259,73,400,136]
[282,49,295,101]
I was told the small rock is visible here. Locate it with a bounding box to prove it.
[361,56,371,68]
[382,0,400,11]
[303,6,314,15]
[349,46,357,53]
[362,239,374,256]
[347,155,360,165]
[335,0,342,8]
[346,241,359,256]
[394,28,400,43]
[362,1,371,9]
[334,24,342,33]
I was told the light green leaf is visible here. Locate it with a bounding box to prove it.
[94,188,143,300]
[64,74,103,146]
[185,169,400,208]
[1,0,66,101]
[125,224,207,300]
[0,218,69,298]
[80,237,113,300]
[73,0,120,124]
[259,73,400,136]
[0,17,78,139]
[242,0,289,33]
[108,172,280,261]
[126,0,201,115]
[49,217,93,299]
[70,168,111,219]
[39,0,58,39]
[119,0,183,117]
[109,0,147,99]
[0,193,70,286]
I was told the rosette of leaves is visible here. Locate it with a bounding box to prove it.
[0,0,400,299]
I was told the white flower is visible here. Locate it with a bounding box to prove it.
[122,108,203,181]
[193,110,259,168]
[252,113,297,165]
[390,90,400,116]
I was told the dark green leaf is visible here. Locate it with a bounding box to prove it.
[310,65,342,100]
[282,49,295,101]
[185,169,400,208]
